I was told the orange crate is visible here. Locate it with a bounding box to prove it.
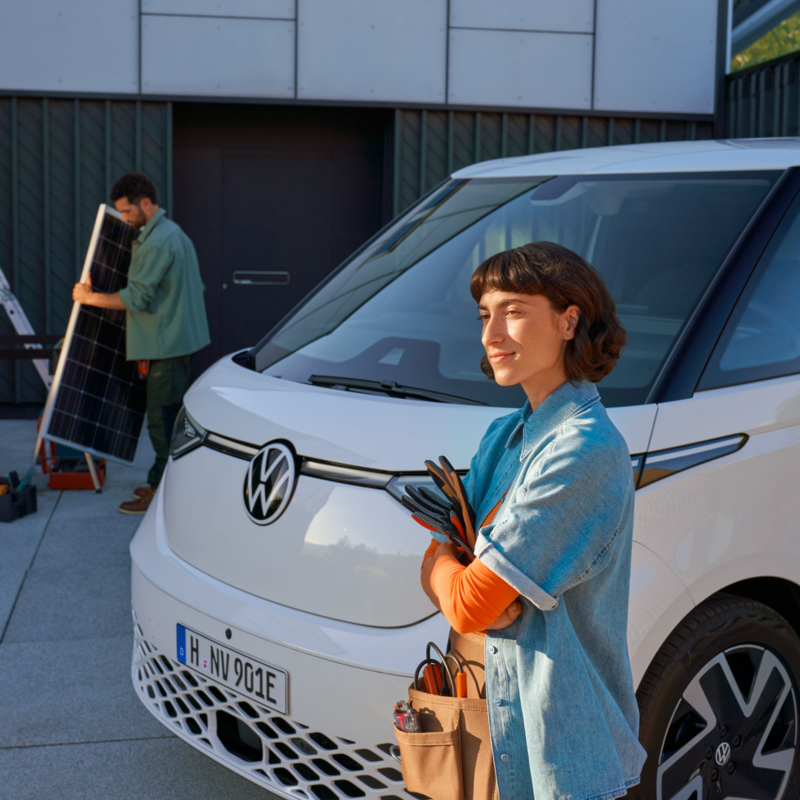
[45,456,106,490]
[37,416,107,490]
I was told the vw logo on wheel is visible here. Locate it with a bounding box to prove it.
[243,441,297,525]
[715,742,732,767]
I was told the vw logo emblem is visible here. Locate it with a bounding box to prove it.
[715,741,731,766]
[243,441,297,525]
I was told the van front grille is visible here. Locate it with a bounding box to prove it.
[131,618,416,800]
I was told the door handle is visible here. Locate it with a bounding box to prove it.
[232,271,290,286]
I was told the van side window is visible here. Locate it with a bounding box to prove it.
[700,201,800,390]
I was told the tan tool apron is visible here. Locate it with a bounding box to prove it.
[394,628,497,800]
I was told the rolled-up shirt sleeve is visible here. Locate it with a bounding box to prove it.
[119,241,174,312]
[475,428,633,612]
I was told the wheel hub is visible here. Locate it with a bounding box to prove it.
[656,644,797,800]
[714,741,732,766]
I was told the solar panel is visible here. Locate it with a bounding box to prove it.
[40,205,146,464]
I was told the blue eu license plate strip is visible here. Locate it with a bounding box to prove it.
[177,624,187,663]
[175,623,288,714]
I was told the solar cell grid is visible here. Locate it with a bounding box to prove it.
[41,205,146,464]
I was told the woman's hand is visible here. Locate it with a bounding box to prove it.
[484,598,522,630]
[435,539,458,561]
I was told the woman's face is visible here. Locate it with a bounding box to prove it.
[478,291,580,394]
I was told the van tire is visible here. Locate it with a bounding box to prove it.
[629,592,800,800]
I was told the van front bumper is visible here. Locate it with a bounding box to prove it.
[129,481,447,799]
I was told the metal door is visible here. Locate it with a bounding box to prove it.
[173,104,389,375]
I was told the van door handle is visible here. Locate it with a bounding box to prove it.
[232,271,290,285]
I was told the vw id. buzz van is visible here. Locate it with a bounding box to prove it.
[131,140,800,800]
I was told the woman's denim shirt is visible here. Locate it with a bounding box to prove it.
[459,379,646,800]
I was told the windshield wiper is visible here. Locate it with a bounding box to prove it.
[308,375,486,406]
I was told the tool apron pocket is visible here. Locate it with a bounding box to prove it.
[394,701,463,800]
[395,686,497,800]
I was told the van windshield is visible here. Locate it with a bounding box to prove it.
[253,172,777,407]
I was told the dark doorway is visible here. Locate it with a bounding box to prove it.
[173,104,391,376]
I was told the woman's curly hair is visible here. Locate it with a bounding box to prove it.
[470,241,626,384]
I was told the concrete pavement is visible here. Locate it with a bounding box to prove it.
[0,419,278,800]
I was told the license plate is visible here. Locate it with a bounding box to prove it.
[176,624,288,714]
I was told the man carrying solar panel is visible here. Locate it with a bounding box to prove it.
[72,172,210,514]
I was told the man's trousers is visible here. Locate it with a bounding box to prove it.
[145,354,192,489]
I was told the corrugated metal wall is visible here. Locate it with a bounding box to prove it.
[0,98,172,404]
[0,98,716,405]
[725,53,800,137]
[392,109,715,214]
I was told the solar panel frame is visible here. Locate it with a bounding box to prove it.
[40,205,146,465]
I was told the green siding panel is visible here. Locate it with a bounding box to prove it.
[0,101,13,404]
[726,53,800,138]
[505,115,529,159]
[392,109,715,216]
[0,97,171,404]
[479,113,502,163]
[142,104,170,210]
[17,100,45,403]
[48,100,77,339]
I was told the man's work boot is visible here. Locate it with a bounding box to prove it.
[119,487,155,515]
[133,486,152,499]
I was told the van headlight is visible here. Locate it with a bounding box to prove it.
[170,405,206,459]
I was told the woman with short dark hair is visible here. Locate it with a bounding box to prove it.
[419,241,646,800]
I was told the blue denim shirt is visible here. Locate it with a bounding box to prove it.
[461,379,646,800]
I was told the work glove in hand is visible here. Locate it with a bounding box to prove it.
[401,486,465,549]
[436,456,477,552]
[402,457,477,559]
[402,485,473,561]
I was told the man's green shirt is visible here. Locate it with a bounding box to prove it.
[119,209,211,361]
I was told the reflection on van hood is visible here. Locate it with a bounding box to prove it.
[185,355,657,470]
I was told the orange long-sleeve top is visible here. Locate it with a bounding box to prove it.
[422,502,519,635]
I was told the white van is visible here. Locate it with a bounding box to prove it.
[131,140,800,800]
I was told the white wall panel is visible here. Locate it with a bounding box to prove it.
[141,16,294,98]
[0,0,138,93]
[450,0,594,34]
[298,0,446,103]
[448,29,593,110]
[594,0,717,114]
[141,0,294,18]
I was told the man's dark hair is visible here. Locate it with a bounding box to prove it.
[110,172,158,205]
[470,241,627,384]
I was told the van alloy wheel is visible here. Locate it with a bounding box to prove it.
[657,644,796,800]
[631,594,800,800]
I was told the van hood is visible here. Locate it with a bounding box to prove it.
[185,355,657,469]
